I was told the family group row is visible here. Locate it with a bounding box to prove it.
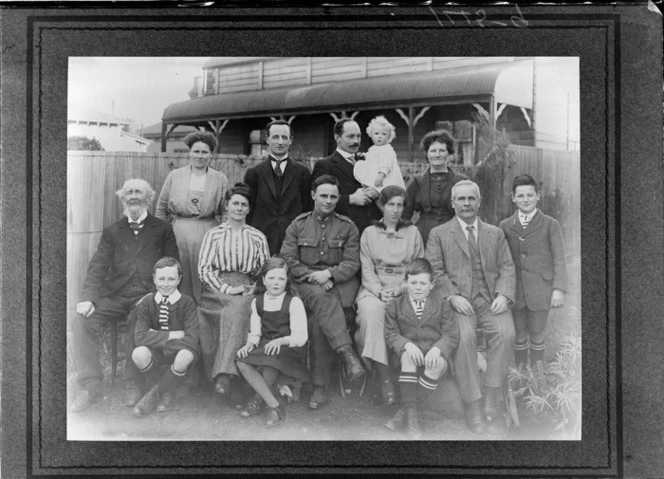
[70,118,567,438]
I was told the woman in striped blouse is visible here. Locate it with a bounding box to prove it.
[198,183,271,403]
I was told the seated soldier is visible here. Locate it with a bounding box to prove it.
[131,257,200,417]
[279,174,366,410]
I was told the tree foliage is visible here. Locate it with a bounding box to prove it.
[67,136,104,151]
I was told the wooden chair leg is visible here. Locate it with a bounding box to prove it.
[110,320,118,386]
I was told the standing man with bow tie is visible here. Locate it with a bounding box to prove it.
[312,118,382,235]
[244,120,313,256]
[425,179,516,433]
[70,178,179,413]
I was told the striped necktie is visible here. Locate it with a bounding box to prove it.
[414,300,425,319]
[159,297,170,331]
[519,214,531,228]
[467,225,479,254]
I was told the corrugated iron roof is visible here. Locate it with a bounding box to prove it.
[163,62,528,124]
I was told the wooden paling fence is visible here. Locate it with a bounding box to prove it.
[67,147,579,324]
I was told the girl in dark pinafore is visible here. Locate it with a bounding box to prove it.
[235,257,309,427]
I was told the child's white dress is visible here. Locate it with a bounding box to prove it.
[353,144,405,192]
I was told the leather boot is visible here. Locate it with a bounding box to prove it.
[405,407,423,439]
[483,387,502,422]
[465,399,486,433]
[308,386,329,410]
[337,344,366,382]
[132,384,160,418]
[384,407,407,431]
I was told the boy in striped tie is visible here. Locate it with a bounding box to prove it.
[130,257,200,417]
[383,258,460,439]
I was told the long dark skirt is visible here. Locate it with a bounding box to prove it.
[236,338,309,383]
[198,272,253,380]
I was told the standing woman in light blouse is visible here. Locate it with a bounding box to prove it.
[355,186,425,405]
[156,131,229,304]
[198,183,271,401]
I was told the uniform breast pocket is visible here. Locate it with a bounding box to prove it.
[327,238,346,264]
[297,237,319,264]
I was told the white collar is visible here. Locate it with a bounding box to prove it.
[409,296,427,308]
[270,155,288,163]
[456,215,479,234]
[155,290,181,304]
[518,209,538,222]
[336,148,356,162]
[127,211,148,224]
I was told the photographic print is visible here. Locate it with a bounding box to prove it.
[2,4,662,477]
[67,56,581,442]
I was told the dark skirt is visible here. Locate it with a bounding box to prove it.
[236,338,309,383]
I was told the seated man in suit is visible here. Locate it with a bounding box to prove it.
[425,180,516,433]
[70,178,179,412]
[280,174,366,410]
[312,118,381,235]
[245,120,312,256]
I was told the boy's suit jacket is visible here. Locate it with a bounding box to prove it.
[80,213,179,303]
[499,210,567,311]
[384,292,460,361]
[426,217,516,303]
[312,151,381,234]
[245,157,312,255]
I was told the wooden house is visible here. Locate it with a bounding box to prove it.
[159,57,578,164]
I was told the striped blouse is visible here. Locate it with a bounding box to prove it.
[198,222,270,294]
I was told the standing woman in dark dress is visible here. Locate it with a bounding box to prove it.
[156,131,229,304]
[403,130,467,246]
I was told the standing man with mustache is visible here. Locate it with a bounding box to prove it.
[425,180,516,433]
[70,178,179,412]
[312,118,381,235]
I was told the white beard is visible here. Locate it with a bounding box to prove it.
[123,203,148,220]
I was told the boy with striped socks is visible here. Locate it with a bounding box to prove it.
[130,257,200,417]
[384,258,460,438]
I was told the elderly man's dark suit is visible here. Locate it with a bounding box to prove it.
[73,213,179,392]
[312,151,381,234]
[425,218,516,405]
[245,157,312,256]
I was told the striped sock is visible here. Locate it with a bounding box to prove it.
[398,372,418,409]
[417,373,440,404]
[530,340,545,364]
[514,340,529,368]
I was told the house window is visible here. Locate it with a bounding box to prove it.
[249,129,265,157]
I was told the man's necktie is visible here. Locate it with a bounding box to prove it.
[129,221,144,233]
[274,160,285,179]
[159,297,169,331]
[520,215,530,228]
[467,225,479,254]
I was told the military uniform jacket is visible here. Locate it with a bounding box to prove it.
[384,292,460,361]
[80,214,179,303]
[499,210,567,311]
[279,210,360,285]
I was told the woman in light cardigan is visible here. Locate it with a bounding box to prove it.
[156,131,229,304]
[355,186,425,405]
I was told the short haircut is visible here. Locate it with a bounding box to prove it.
[366,115,396,142]
[153,256,182,276]
[115,178,155,205]
[405,258,434,281]
[253,257,297,296]
[512,173,539,193]
[184,131,218,152]
[265,119,292,138]
[451,179,481,201]
[225,182,253,207]
[334,118,357,137]
[312,174,340,192]
[420,129,456,155]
